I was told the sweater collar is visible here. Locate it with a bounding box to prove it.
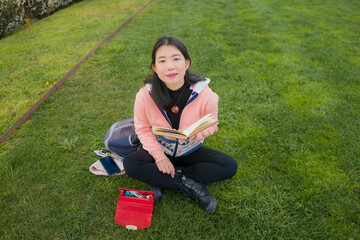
[145,78,210,94]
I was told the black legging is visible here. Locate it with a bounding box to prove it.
[123,147,238,190]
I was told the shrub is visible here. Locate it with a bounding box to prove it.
[0,0,81,38]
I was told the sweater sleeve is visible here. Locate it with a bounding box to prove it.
[190,88,219,142]
[134,90,167,162]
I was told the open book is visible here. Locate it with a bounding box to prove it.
[151,114,218,140]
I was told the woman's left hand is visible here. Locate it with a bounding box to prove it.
[155,157,175,178]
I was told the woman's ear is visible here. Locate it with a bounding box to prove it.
[186,59,191,69]
[152,64,157,73]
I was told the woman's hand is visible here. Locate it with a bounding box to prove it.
[155,157,175,178]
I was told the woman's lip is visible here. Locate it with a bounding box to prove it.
[167,73,177,78]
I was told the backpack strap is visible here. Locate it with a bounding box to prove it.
[104,122,117,149]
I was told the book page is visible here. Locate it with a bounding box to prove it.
[187,119,218,137]
[151,126,188,139]
[182,114,213,137]
[151,113,217,140]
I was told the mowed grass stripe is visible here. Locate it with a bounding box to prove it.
[0,0,149,135]
[0,0,359,239]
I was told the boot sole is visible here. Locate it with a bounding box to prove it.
[204,196,217,214]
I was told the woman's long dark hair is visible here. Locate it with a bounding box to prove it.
[144,36,205,110]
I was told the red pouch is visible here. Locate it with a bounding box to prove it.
[114,188,154,230]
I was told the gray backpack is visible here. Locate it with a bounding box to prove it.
[104,118,141,157]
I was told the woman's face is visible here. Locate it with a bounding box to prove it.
[152,45,190,90]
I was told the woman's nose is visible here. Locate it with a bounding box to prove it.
[166,61,175,70]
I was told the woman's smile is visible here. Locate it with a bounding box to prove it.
[166,73,178,78]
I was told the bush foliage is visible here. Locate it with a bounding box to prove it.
[0,0,81,38]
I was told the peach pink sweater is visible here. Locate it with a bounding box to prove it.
[134,79,219,163]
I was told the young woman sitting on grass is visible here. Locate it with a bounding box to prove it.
[123,36,238,214]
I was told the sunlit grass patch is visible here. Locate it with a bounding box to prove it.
[0,0,148,135]
[1,0,359,239]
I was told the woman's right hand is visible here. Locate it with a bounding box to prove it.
[155,157,175,178]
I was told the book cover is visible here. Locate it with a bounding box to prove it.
[151,114,218,140]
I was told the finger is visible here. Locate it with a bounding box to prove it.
[167,163,174,178]
[159,166,166,174]
[161,165,170,175]
[163,169,170,175]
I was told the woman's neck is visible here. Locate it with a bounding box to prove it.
[165,79,185,91]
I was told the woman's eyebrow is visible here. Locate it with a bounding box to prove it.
[157,53,182,59]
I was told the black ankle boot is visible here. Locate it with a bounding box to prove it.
[177,175,217,214]
[150,185,165,202]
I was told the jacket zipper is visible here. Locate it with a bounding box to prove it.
[153,90,198,157]
[172,92,197,157]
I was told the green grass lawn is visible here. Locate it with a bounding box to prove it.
[0,0,148,135]
[1,0,359,239]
